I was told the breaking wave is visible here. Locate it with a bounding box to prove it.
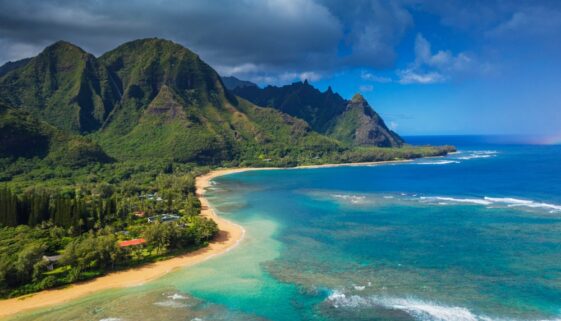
[153,300,188,308]
[417,160,461,165]
[484,197,561,212]
[455,150,498,160]
[327,291,482,320]
[332,194,367,204]
[326,191,561,214]
[326,291,561,321]
[420,196,493,206]
[167,293,189,300]
[412,150,498,166]
[418,196,561,213]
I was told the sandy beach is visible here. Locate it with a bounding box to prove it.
[0,160,415,319]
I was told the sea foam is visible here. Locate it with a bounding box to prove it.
[420,196,493,206]
[168,293,189,300]
[417,160,461,165]
[332,194,367,204]
[455,150,498,160]
[153,300,188,308]
[417,196,561,213]
[327,291,481,321]
[484,197,561,213]
[326,291,561,321]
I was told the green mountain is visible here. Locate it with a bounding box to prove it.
[0,102,111,166]
[93,39,341,163]
[222,76,258,90]
[0,41,120,133]
[0,38,450,168]
[0,58,31,77]
[231,80,404,147]
[331,93,404,147]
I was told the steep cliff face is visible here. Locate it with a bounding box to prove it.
[0,103,111,165]
[232,81,403,147]
[221,76,258,90]
[0,41,120,133]
[93,38,341,163]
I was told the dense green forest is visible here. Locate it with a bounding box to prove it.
[0,162,217,298]
[0,38,455,299]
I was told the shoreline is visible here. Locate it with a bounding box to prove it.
[0,158,416,319]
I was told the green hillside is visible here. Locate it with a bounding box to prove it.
[0,38,452,168]
[0,41,120,133]
[231,80,404,147]
[0,103,111,166]
[93,38,342,164]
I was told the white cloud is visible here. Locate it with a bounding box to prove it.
[298,71,322,82]
[243,71,323,86]
[361,70,392,83]
[397,69,445,84]
[414,34,472,72]
[397,33,474,84]
[359,84,374,92]
[216,63,260,76]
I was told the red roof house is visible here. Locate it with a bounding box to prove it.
[133,211,146,217]
[118,238,146,247]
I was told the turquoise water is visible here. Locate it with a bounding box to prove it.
[9,137,561,321]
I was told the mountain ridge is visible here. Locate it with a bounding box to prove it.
[0,38,449,167]
[0,40,121,133]
[231,80,403,147]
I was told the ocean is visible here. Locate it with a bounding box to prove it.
[10,136,561,321]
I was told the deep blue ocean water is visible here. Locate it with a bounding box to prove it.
[11,136,561,321]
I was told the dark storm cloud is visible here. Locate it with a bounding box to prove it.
[0,0,340,80]
[0,0,414,83]
[1,0,560,84]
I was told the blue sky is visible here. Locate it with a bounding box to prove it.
[0,0,560,136]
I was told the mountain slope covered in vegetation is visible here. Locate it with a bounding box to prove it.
[0,37,452,169]
[0,103,111,166]
[232,80,403,147]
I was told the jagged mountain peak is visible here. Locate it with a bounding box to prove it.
[221,76,257,90]
[104,38,198,59]
[0,40,120,133]
[351,93,366,104]
[100,37,233,106]
[44,40,85,52]
[231,80,403,147]
[37,40,94,64]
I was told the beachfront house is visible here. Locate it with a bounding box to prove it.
[118,238,146,248]
[42,254,62,271]
[139,192,164,202]
[147,214,181,223]
[133,211,146,218]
